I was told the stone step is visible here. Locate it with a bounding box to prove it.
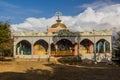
[15,58,49,61]
[15,57,58,62]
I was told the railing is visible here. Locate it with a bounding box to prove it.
[51,50,74,57]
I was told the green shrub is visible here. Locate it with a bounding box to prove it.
[58,56,82,64]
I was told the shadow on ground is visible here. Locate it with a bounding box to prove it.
[0,62,120,80]
[0,57,13,62]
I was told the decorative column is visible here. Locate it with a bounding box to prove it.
[48,37,51,61]
[74,44,78,56]
[13,44,16,58]
[13,37,19,58]
[31,37,34,58]
[48,44,51,56]
[89,43,93,53]
[31,43,34,58]
[55,44,58,56]
[110,39,112,55]
[77,35,80,57]
[97,43,99,53]
[110,43,112,53]
[93,29,96,62]
[48,37,51,55]
[103,41,106,53]
[47,37,51,56]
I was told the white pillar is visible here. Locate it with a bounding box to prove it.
[31,37,34,58]
[110,40,112,54]
[31,44,34,58]
[48,37,51,57]
[13,44,16,58]
[48,37,51,62]
[110,39,112,57]
[48,44,51,56]
[93,29,96,61]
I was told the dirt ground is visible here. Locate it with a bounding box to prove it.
[0,60,120,80]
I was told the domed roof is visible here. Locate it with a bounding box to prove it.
[51,19,67,28]
[51,12,67,28]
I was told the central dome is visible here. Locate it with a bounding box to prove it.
[51,14,67,28]
[51,21,67,28]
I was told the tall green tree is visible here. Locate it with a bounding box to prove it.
[0,21,13,57]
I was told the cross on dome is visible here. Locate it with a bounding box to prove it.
[51,11,67,28]
[55,11,62,20]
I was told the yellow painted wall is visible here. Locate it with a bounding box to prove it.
[80,50,87,54]
[34,45,47,55]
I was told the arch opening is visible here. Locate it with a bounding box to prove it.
[80,39,94,54]
[51,39,74,56]
[34,40,48,55]
[16,40,31,55]
[96,39,110,53]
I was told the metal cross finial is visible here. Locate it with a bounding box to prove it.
[56,11,62,20]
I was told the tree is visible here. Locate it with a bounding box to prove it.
[0,21,13,58]
[53,29,76,43]
[57,29,75,37]
[113,31,120,59]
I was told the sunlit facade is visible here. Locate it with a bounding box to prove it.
[13,13,112,62]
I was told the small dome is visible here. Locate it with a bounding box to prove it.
[51,19,67,28]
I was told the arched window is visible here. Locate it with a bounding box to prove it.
[80,39,94,54]
[34,39,48,55]
[56,39,73,51]
[96,39,110,53]
[51,39,74,56]
[16,40,31,55]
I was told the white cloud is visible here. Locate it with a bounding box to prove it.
[79,0,113,10]
[11,3,120,33]
[12,17,56,31]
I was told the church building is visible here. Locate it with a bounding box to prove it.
[12,12,112,62]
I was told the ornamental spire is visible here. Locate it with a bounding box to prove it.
[55,11,62,22]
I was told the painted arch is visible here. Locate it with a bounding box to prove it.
[80,39,94,54]
[34,39,48,55]
[96,39,110,53]
[16,40,31,55]
[51,39,74,56]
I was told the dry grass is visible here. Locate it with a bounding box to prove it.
[0,60,120,80]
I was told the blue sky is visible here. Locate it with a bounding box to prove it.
[0,0,120,32]
[0,0,120,24]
